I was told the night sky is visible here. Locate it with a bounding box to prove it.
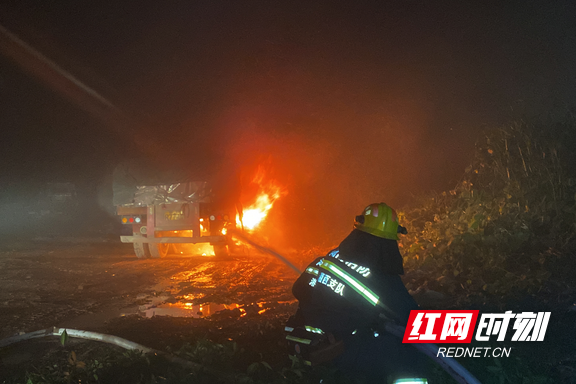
[1,1,575,245]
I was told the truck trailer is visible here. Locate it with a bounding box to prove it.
[113,160,241,259]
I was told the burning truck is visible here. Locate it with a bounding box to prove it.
[113,159,242,258]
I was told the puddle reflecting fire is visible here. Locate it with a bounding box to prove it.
[141,302,242,318]
[139,300,292,319]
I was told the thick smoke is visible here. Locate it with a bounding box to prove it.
[210,79,474,248]
[2,1,574,246]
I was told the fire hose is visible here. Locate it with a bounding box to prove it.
[0,327,200,370]
[230,229,482,384]
[0,233,480,384]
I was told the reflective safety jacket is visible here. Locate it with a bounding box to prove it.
[292,230,418,338]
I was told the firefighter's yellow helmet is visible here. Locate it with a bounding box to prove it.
[354,203,405,240]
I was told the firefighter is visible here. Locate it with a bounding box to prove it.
[286,203,428,384]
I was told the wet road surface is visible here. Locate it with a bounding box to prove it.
[0,236,302,340]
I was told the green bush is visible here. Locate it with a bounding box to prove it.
[399,123,576,307]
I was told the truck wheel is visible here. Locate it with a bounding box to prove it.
[213,245,229,258]
[149,243,170,258]
[133,242,150,259]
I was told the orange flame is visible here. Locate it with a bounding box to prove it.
[237,165,286,232]
[163,231,215,256]
[177,242,216,256]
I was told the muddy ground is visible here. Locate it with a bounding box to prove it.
[2,233,573,383]
[0,233,309,379]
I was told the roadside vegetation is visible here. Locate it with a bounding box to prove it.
[3,122,575,383]
[401,122,576,309]
[399,121,576,383]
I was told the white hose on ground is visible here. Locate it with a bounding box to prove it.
[0,327,200,369]
[232,230,483,384]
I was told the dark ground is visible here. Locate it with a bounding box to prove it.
[1,228,573,383]
[0,230,303,380]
